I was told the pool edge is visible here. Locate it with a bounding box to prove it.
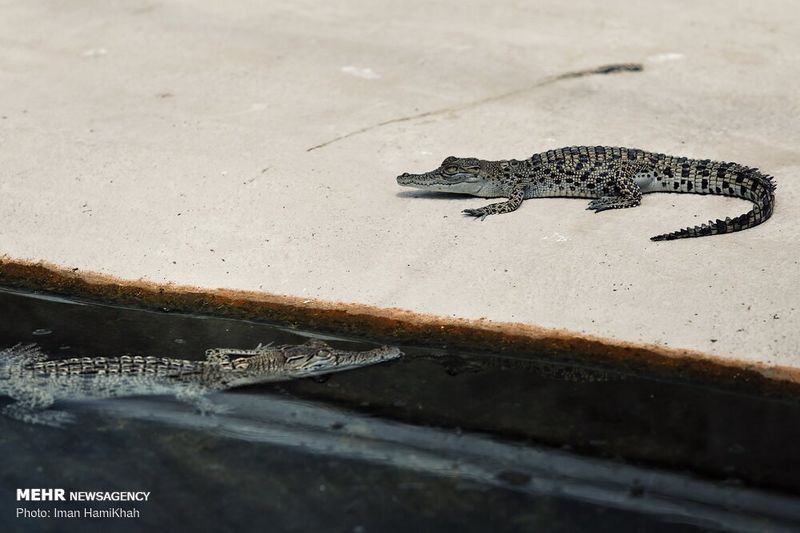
[1,254,798,396]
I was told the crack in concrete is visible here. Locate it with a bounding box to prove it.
[306,62,643,152]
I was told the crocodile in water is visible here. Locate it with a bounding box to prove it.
[397,146,776,240]
[0,340,402,426]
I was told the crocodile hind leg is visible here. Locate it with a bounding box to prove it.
[2,388,75,427]
[586,167,644,213]
[1,345,74,426]
[463,184,526,220]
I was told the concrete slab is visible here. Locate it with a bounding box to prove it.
[1,1,798,376]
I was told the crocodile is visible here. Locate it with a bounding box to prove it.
[0,340,402,426]
[397,146,776,240]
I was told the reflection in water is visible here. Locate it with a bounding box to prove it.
[0,340,401,426]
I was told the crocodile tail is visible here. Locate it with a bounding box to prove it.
[650,163,776,241]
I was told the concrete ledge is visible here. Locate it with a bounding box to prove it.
[2,257,798,396]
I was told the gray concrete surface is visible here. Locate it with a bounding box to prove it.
[1,1,798,369]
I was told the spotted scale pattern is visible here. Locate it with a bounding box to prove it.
[0,341,401,426]
[397,146,776,241]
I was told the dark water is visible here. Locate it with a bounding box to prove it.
[1,287,799,532]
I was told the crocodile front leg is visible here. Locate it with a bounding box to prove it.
[462,184,526,220]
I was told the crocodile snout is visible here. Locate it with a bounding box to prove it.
[397,172,413,185]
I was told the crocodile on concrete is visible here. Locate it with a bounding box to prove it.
[0,340,402,426]
[397,146,776,240]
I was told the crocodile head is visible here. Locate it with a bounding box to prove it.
[225,340,402,386]
[397,156,498,196]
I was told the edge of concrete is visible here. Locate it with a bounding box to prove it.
[1,254,798,396]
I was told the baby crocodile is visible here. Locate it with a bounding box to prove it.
[0,340,401,426]
[397,146,776,240]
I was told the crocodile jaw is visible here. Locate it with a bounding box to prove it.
[397,172,484,195]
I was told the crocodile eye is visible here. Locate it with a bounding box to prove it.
[444,166,458,174]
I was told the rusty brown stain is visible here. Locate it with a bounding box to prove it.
[1,255,799,396]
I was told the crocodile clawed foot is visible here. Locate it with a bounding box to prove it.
[462,208,489,221]
[586,198,616,213]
